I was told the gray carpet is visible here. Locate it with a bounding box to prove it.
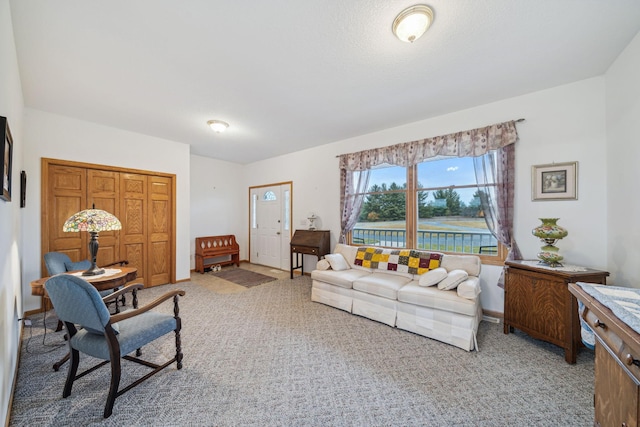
[10,275,595,426]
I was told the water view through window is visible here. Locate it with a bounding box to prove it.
[352,158,498,255]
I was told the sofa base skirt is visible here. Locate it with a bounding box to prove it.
[352,291,397,327]
[396,301,481,351]
[311,280,353,312]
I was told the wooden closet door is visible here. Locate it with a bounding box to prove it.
[45,164,87,263]
[120,173,148,284]
[87,170,120,267]
[148,176,172,286]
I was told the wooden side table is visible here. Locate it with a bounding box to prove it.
[503,260,609,364]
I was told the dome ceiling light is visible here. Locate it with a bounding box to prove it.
[392,4,434,43]
[207,120,229,133]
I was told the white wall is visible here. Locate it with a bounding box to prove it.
[244,77,609,313]
[0,0,24,423]
[20,109,192,313]
[190,154,246,267]
[606,30,640,287]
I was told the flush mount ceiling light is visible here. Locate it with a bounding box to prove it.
[392,4,434,43]
[207,120,229,133]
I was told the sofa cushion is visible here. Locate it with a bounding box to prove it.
[441,254,481,277]
[335,244,372,272]
[353,272,413,300]
[325,253,350,271]
[310,269,371,289]
[418,267,448,287]
[354,247,442,275]
[397,282,478,317]
[456,276,481,300]
[438,270,469,290]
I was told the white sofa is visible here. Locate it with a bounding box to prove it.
[310,244,483,351]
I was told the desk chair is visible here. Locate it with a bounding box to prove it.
[45,274,185,418]
[44,252,129,310]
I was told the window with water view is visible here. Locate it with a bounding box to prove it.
[351,157,500,259]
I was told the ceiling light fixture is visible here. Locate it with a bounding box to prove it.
[207,120,229,133]
[392,4,434,43]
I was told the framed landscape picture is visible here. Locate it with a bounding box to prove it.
[532,161,578,201]
[1,116,13,202]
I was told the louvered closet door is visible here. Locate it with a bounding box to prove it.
[87,170,120,267]
[147,176,171,286]
[46,164,87,262]
[120,173,148,285]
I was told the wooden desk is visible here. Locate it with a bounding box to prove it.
[290,230,330,279]
[503,260,608,364]
[30,267,138,296]
[570,283,640,426]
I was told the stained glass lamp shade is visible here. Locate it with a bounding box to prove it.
[63,208,122,276]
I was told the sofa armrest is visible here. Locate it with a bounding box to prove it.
[457,276,481,299]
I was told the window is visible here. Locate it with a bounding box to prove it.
[350,157,503,263]
[354,165,406,247]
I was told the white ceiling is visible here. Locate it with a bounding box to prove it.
[9,1,640,164]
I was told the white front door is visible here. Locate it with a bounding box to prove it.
[250,184,291,269]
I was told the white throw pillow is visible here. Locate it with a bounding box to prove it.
[457,277,481,299]
[418,267,448,287]
[437,269,469,290]
[324,253,350,271]
[316,259,331,270]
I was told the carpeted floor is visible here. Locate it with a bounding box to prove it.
[10,273,595,426]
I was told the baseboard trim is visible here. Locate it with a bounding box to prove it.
[6,321,25,427]
[482,309,503,324]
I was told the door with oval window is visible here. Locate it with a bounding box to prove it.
[250,183,291,269]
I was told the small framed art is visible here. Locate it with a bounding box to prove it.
[532,161,578,201]
[1,116,13,202]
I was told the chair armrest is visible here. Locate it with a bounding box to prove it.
[102,282,143,304]
[110,290,186,323]
[102,259,129,268]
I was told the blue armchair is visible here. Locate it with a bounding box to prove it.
[44,252,129,310]
[45,274,185,418]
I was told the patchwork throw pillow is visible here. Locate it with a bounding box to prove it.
[324,253,350,271]
[437,269,469,290]
[418,267,448,287]
[354,247,442,275]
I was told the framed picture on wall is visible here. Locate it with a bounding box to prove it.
[532,161,578,201]
[1,116,13,202]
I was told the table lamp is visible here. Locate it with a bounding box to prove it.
[63,206,122,276]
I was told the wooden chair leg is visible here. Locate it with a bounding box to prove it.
[175,329,183,370]
[63,348,79,398]
[104,356,121,418]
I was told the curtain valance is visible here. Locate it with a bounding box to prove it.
[338,120,519,171]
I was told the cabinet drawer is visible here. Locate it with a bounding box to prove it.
[291,246,318,255]
[586,309,640,383]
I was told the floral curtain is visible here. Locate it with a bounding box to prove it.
[338,121,519,171]
[339,169,370,243]
[338,120,520,254]
[473,144,522,287]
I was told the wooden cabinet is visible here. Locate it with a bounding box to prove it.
[570,283,640,427]
[503,260,608,364]
[42,159,175,287]
[290,230,330,279]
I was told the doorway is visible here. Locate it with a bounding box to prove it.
[249,182,292,270]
